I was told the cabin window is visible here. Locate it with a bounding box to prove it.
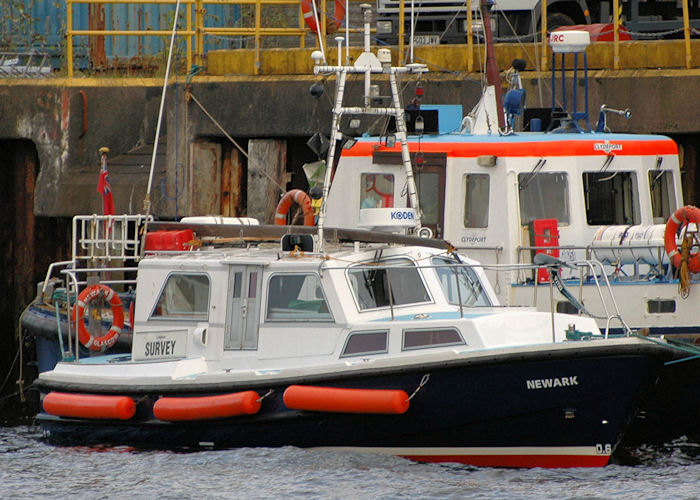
[649,170,676,224]
[151,273,210,320]
[415,168,440,227]
[518,172,570,225]
[361,173,394,208]
[348,258,430,310]
[403,328,465,350]
[647,299,676,314]
[464,173,490,228]
[266,273,332,321]
[583,171,640,225]
[432,257,492,307]
[341,330,389,357]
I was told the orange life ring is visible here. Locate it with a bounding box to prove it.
[301,0,345,34]
[275,189,316,226]
[72,284,124,351]
[664,205,700,272]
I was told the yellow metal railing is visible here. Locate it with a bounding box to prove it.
[65,0,325,76]
[65,0,696,77]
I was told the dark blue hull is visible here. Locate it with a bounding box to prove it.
[622,353,700,445]
[37,344,669,468]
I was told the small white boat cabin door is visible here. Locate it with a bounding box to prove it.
[224,265,263,350]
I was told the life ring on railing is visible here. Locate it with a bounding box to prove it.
[275,189,316,226]
[301,0,345,34]
[664,205,700,272]
[72,284,124,351]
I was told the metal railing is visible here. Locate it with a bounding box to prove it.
[460,0,696,72]
[64,0,697,76]
[65,0,325,76]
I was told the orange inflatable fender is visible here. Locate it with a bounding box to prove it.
[43,392,136,420]
[72,284,124,351]
[153,391,262,421]
[283,385,410,414]
[664,205,700,272]
[274,189,315,226]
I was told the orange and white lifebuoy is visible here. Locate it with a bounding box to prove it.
[301,0,345,34]
[72,284,124,351]
[664,205,700,272]
[275,189,315,226]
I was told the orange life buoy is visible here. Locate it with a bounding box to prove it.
[664,205,700,272]
[301,0,345,34]
[275,189,315,226]
[72,284,124,351]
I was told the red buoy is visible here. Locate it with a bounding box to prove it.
[283,385,410,414]
[153,391,261,421]
[43,392,136,420]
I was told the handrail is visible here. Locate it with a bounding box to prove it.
[64,0,697,77]
[65,0,321,76]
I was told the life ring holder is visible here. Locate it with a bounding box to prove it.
[275,189,316,226]
[664,205,700,272]
[72,284,124,351]
[301,0,345,34]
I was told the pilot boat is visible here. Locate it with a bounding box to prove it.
[34,217,675,468]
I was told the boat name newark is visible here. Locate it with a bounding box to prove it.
[526,376,579,390]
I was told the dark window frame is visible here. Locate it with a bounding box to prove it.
[402,328,465,351]
[341,330,389,357]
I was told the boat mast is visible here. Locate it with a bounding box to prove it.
[480,0,505,130]
[314,4,427,250]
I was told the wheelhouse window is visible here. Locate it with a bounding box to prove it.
[583,171,639,225]
[518,171,570,225]
[361,173,394,208]
[266,273,332,321]
[348,258,430,310]
[341,330,389,357]
[649,170,676,224]
[432,257,492,307]
[415,168,440,228]
[403,328,465,350]
[151,273,210,320]
[464,173,490,228]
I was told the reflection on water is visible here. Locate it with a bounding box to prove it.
[2,426,700,499]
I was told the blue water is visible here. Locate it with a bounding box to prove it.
[2,426,700,499]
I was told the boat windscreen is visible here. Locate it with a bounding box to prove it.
[432,257,492,307]
[348,258,430,310]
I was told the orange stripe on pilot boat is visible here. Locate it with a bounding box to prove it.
[343,138,679,158]
[43,392,136,420]
[283,385,410,414]
[153,391,261,421]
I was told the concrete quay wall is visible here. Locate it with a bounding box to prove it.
[0,68,698,219]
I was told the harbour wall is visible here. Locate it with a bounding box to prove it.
[1,68,699,219]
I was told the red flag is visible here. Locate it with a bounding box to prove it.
[97,167,115,216]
